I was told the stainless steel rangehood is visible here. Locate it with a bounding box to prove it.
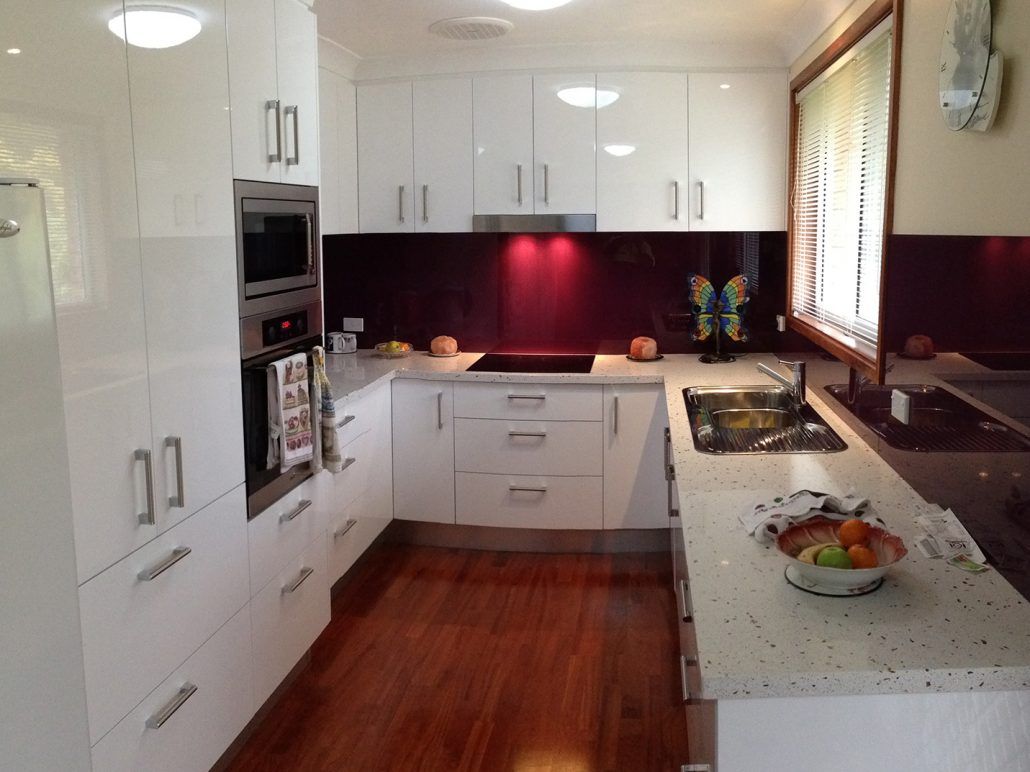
[472,214,596,233]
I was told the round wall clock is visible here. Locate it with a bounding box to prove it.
[939,0,993,131]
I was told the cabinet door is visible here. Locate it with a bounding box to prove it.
[319,68,359,234]
[596,72,689,231]
[413,78,474,232]
[603,385,668,529]
[688,72,788,231]
[275,0,320,186]
[533,74,596,214]
[357,82,415,233]
[128,0,245,532]
[227,0,281,183]
[473,74,534,215]
[392,380,455,524]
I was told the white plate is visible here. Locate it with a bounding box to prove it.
[426,351,461,358]
[784,565,883,597]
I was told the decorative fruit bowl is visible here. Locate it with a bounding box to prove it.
[374,341,414,358]
[776,517,907,592]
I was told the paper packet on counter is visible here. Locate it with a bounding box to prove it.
[914,509,988,566]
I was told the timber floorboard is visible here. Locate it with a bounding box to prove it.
[227,545,690,772]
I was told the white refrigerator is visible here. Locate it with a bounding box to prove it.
[0,179,92,770]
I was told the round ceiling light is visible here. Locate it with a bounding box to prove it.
[557,86,619,109]
[498,0,574,10]
[108,6,202,49]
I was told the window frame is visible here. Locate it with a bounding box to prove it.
[787,0,904,383]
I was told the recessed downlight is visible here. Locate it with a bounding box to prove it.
[603,144,636,157]
[720,83,731,90]
[557,86,619,109]
[6,48,21,55]
[108,6,202,49]
[499,0,573,9]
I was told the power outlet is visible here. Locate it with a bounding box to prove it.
[343,317,364,332]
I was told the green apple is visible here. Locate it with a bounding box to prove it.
[816,545,853,569]
[385,340,403,354]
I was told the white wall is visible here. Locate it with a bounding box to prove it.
[792,0,1030,237]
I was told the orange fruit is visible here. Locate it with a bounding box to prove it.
[847,544,879,569]
[839,519,871,548]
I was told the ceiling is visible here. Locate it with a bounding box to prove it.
[313,0,829,63]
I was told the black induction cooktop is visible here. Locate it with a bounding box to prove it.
[960,352,1030,371]
[466,353,596,374]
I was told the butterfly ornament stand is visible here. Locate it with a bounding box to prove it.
[689,274,750,364]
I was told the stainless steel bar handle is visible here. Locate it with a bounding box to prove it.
[282,566,314,595]
[664,428,671,474]
[681,765,713,772]
[284,105,299,165]
[507,393,546,401]
[509,485,547,493]
[516,163,523,206]
[543,163,550,205]
[398,185,405,223]
[138,546,191,582]
[679,579,693,622]
[679,654,691,702]
[305,212,314,274]
[266,99,282,163]
[673,180,680,220]
[165,436,184,508]
[135,448,156,525]
[334,518,358,539]
[696,181,704,220]
[341,457,357,471]
[145,682,197,729]
[436,391,443,429]
[508,431,547,438]
[422,184,429,224]
[279,499,312,524]
[335,414,356,429]
[613,396,619,436]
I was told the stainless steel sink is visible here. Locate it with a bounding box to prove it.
[826,383,1030,452]
[684,386,848,454]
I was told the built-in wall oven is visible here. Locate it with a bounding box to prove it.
[240,300,323,519]
[234,179,320,318]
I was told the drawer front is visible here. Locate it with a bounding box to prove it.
[333,382,390,448]
[251,537,331,708]
[327,490,391,585]
[248,478,328,594]
[454,382,602,421]
[79,485,249,746]
[455,418,602,476]
[333,430,373,511]
[456,473,602,529]
[91,606,253,771]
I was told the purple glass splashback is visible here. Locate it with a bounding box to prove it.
[884,235,1030,353]
[322,231,817,355]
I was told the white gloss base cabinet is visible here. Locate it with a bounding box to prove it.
[456,473,603,530]
[251,538,331,708]
[90,606,253,772]
[248,478,328,594]
[596,72,689,231]
[687,72,788,231]
[455,419,602,477]
[78,486,250,746]
[603,385,669,529]
[392,380,456,524]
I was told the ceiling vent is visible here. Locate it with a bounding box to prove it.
[429,17,514,42]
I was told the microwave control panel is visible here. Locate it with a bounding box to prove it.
[262,310,309,348]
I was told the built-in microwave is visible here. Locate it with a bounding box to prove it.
[234,179,320,318]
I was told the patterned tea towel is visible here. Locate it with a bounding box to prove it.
[311,346,344,473]
[267,352,312,471]
[740,489,882,544]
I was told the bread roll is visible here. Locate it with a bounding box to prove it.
[903,335,933,358]
[431,335,458,355]
[630,336,658,360]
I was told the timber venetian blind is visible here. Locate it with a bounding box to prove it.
[791,19,893,356]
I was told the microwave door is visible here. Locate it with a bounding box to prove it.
[240,203,317,300]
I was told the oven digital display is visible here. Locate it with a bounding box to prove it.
[262,311,308,347]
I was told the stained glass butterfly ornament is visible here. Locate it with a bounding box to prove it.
[689,274,750,363]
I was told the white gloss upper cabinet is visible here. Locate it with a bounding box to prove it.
[319,68,358,234]
[357,82,415,233]
[275,0,319,186]
[473,74,534,215]
[127,0,245,540]
[413,78,474,232]
[688,72,788,231]
[533,74,596,214]
[227,0,319,185]
[596,72,689,231]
